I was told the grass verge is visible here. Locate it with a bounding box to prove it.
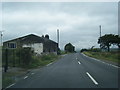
[24,53,60,69]
[83,51,120,64]
[2,53,60,88]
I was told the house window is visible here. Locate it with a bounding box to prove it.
[8,43,17,48]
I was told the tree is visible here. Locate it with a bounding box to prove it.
[112,35,120,49]
[64,43,75,53]
[80,48,88,52]
[98,34,114,52]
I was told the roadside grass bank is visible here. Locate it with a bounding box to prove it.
[83,51,120,64]
[2,53,61,89]
[23,53,60,69]
[2,69,26,88]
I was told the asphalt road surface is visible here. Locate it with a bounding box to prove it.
[8,53,119,88]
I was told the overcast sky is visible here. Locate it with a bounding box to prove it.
[2,2,118,50]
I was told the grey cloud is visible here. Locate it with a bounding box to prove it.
[2,2,118,50]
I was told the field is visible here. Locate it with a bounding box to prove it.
[83,51,120,64]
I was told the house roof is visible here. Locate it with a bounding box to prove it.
[4,34,58,45]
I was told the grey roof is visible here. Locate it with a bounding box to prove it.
[4,34,58,45]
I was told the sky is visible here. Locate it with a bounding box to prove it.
[1,2,118,50]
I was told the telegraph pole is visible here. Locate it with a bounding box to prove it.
[57,29,59,47]
[0,30,8,72]
[0,30,4,46]
[99,25,101,38]
[57,29,59,54]
[99,25,102,50]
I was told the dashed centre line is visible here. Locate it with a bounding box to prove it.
[31,73,34,75]
[46,63,52,66]
[78,61,81,64]
[24,76,28,79]
[86,72,98,85]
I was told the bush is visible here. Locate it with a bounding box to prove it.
[26,53,58,69]
[41,53,57,61]
[15,47,33,67]
[3,47,58,69]
[80,49,88,52]
[91,48,101,52]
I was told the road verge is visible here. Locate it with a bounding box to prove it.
[82,52,119,68]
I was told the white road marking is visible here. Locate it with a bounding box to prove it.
[46,63,52,66]
[31,73,34,75]
[82,53,119,68]
[24,76,28,79]
[86,72,98,85]
[6,83,15,88]
[110,64,119,68]
[76,58,77,60]
[78,61,81,64]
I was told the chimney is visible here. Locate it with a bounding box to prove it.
[42,35,44,38]
[45,34,49,39]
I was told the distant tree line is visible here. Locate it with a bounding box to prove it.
[80,48,101,52]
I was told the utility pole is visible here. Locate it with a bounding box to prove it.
[57,29,59,48]
[0,30,8,72]
[99,25,101,38]
[57,29,59,54]
[99,25,102,50]
[0,31,3,71]
[0,30,4,46]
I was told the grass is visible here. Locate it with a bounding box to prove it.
[24,53,59,69]
[83,51,120,63]
[60,51,66,55]
[2,68,30,89]
[2,53,60,88]
[2,72,17,88]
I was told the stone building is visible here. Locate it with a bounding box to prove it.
[3,34,58,55]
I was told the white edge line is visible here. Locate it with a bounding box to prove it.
[46,63,52,66]
[78,61,81,64]
[6,83,15,88]
[24,76,28,79]
[82,53,119,68]
[86,72,98,85]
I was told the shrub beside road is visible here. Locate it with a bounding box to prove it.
[2,53,60,89]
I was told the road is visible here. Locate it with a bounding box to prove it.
[8,53,119,88]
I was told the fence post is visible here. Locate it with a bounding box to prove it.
[19,48,21,65]
[4,48,8,72]
[13,49,15,67]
